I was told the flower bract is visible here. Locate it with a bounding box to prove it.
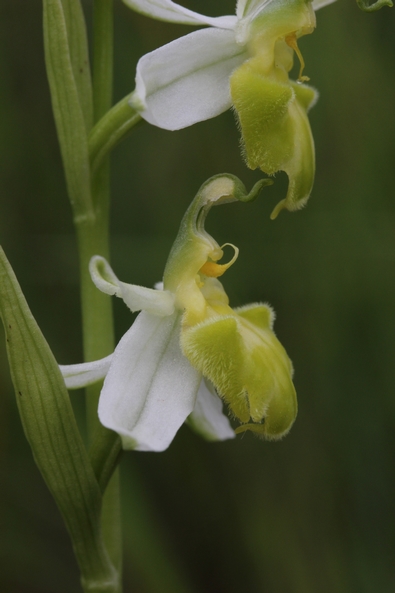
[125,0,336,217]
[60,175,297,451]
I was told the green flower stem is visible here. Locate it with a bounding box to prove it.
[77,112,125,593]
[89,95,142,175]
[78,2,123,589]
[76,185,113,438]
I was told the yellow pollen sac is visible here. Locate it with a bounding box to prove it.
[199,243,239,278]
[285,33,310,83]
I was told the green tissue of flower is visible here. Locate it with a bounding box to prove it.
[164,175,297,439]
[181,292,297,439]
[230,26,317,218]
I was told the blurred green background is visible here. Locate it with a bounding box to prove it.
[1,1,395,592]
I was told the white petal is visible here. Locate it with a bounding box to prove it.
[89,256,175,316]
[312,0,337,9]
[59,355,113,389]
[130,28,248,130]
[98,311,202,452]
[122,0,237,28]
[187,379,235,441]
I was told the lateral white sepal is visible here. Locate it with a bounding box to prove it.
[59,354,113,389]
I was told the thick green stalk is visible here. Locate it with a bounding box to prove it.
[76,168,124,593]
[82,1,122,588]
[80,167,113,434]
[78,167,123,587]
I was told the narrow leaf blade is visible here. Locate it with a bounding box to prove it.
[60,0,93,130]
[0,246,117,591]
[43,0,93,219]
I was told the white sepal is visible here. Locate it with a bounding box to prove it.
[90,256,175,316]
[122,0,236,28]
[187,379,235,441]
[130,27,247,130]
[98,311,202,452]
[59,354,113,389]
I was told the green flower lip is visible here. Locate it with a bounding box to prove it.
[181,303,297,439]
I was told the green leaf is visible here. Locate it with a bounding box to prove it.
[60,0,93,130]
[43,0,93,221]
[0,246,118,592]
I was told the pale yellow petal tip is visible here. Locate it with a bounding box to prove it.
[270,198,287,220]
[270,192,310,220]
[234,302,275,330]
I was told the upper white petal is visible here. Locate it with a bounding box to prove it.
[187,379,235,441]
[130,27,248,130]
[123,0,237,28]
[59,354,113,390]
[98,311,202,452]
[90,256,175,316]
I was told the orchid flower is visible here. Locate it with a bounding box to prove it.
[60,175,297,452]
[125,0,336,217]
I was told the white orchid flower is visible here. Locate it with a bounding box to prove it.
[60,175,296,452]
[125,0,336,217]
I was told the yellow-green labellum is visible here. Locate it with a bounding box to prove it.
[231,56,317,219]
[181,303,297,439]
